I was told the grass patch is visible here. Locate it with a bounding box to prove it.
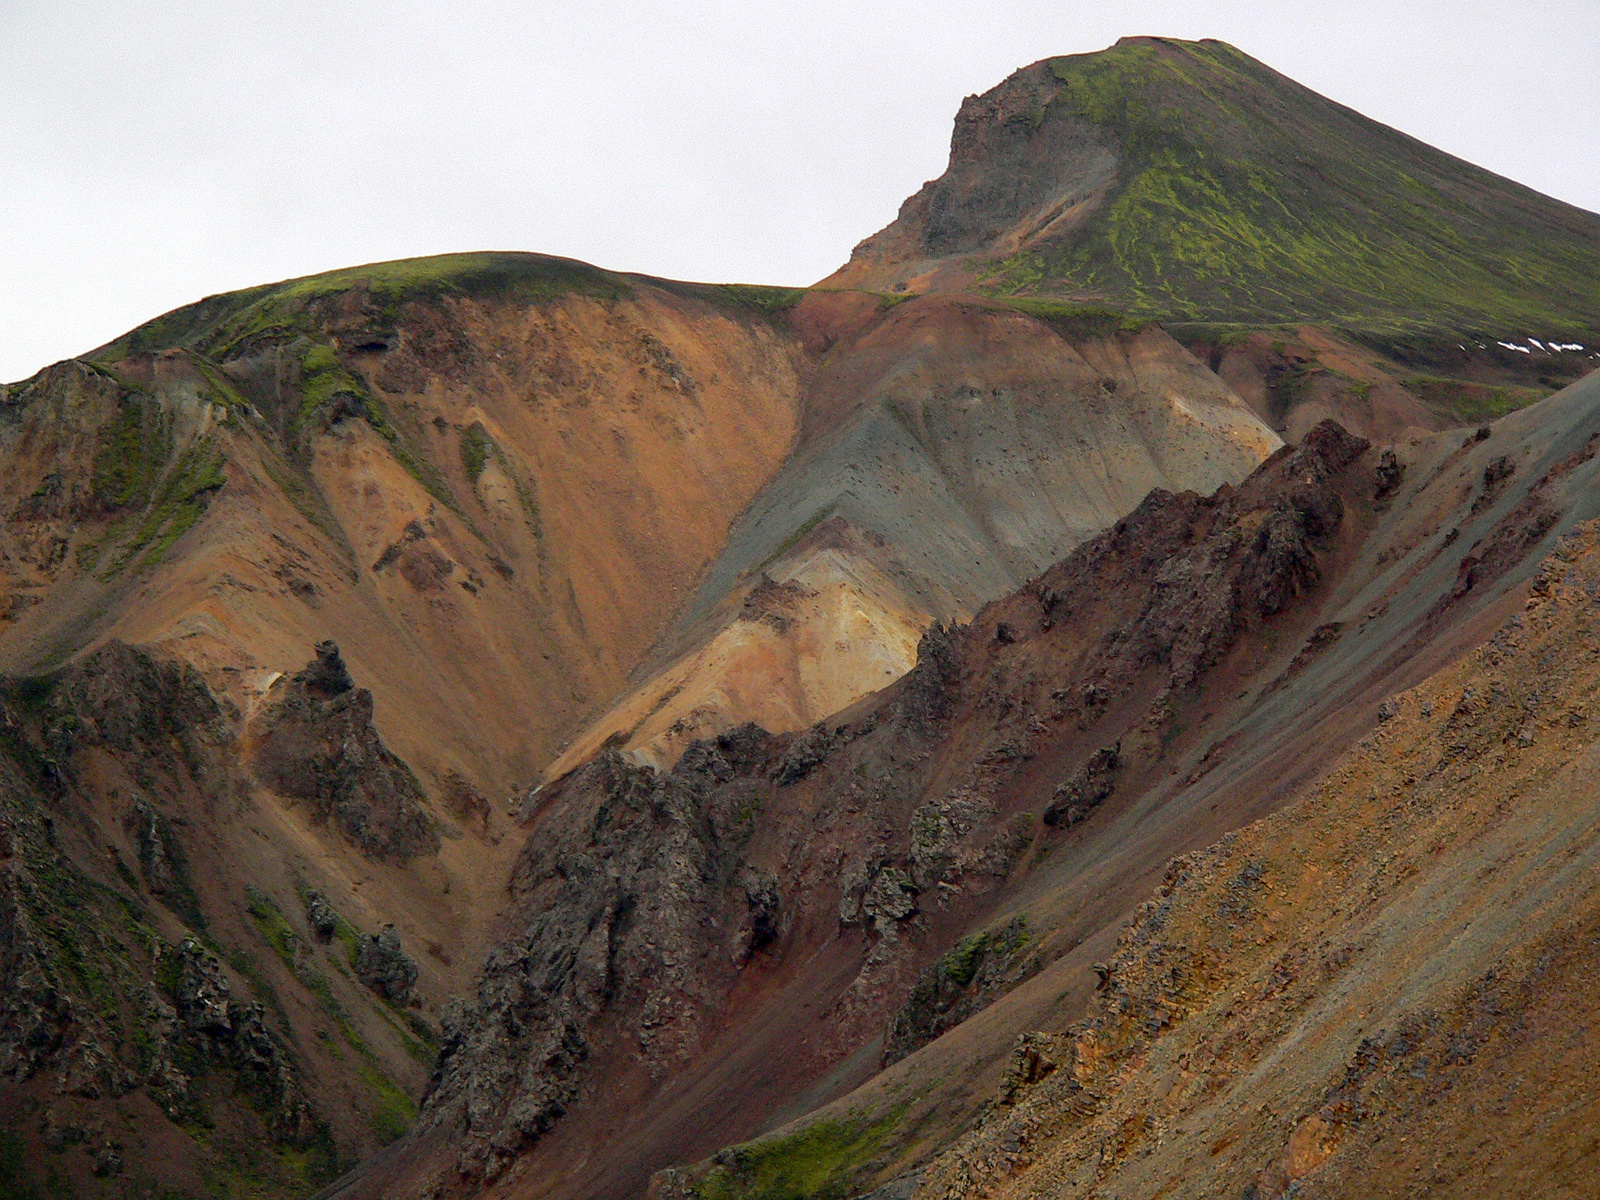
[294,342,465,519]
[353,1057,418,1145]
[461,422,491,488]
[246,889,301,972]
[693,1105,908,1200]
[100,439,226,578]
[720,284,809,315]
[92,393,172,510]
[106,253,633,362]
[1401,374,1548,423]
[1001,298,1145,336]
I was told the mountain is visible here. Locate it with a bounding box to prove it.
[0,250,1280,1196]
[830,37,1600,349]
[3,35,1600,1200]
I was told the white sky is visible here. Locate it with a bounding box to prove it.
[2,0,1596,382]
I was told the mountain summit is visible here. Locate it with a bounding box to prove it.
[830,38,1600,345]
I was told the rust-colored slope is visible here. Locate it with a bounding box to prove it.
[915,520,1600,1200]
[544,296,1279,776]
[336,363,1600,1200]
[0,257,808,1193]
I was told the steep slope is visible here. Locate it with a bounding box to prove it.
[0,254,813,1194]
[545,296,1278,775]
[831,37,1600,345]
[648,370,1600,1200]
[329,363,1600,1199]
[7,36,1600,1200]
[914,523,1600,1198]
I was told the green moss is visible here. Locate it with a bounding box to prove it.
[1001,298,1141,337]
[293,343,465,520]
[353,1056,417,1145]
[260,457,345,551]
[974,39,1600,347]
[106,253,633,362]
[461,422,491,488]
[876,291,915,311]
[101,439,226,578]
[92,394,172,511]
[693,1105,909,1200]
[1401,374,1548,423]
[246,889,301,973]
[720,284,809,315]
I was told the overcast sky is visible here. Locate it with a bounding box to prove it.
[2,1,1596,382]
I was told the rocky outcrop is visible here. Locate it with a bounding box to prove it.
[422,727,786,1181]
[884,917,1034,1065]
[0,769,315,1147]
[165,937,317,1142]
[1042,743,1119,826]
[250,642,438,860]
[372,423,1378,1198]
[32,639,227,784]
[354,926,419,1006]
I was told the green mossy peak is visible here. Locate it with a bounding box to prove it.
[849,37,1600,344]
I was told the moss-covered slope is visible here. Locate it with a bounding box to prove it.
[840,37,1600,346]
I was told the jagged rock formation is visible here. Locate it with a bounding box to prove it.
[346,419,1384,1198]
[251,641,438,860]
[354,926,420,1006]
[913,516,1600,1200]
[0,635,453,1196]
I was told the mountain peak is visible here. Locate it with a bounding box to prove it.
[827,38,1600,345]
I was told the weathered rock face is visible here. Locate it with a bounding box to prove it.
[0,746,318,1166]
[1043,743,1119,826]
[883,916,1034,1066]
[168,937,317,1142]
[355,926,419,1006]
[363,423,1378,1199]
[422,727,785,1180]
[250,642,438,860]
[36,639,227,779]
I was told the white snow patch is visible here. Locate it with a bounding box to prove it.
[1497,341,1531,354]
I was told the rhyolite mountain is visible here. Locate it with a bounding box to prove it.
[0,34,1597,1200]
[831,37,1600,348]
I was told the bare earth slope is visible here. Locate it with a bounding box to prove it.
[545,296,1277,775]
[328,366,1600,1200]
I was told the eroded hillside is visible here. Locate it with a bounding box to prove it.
[323,364,1600,1199]
[4,33,1600,1200]
[0,250,1285,1196]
